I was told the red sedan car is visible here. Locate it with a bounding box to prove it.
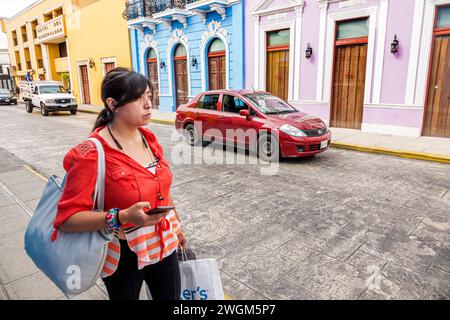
[175,90,332,161]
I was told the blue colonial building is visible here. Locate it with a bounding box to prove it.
[123,0,245,112]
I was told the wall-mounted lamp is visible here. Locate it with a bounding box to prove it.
[191,56,197,67]
[391,34,399,55]
[159,60,166,69]
[305,43,313,59]
[88,58,95,68]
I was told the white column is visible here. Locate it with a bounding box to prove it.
[253,15,260,90]
[372,0,389,104]
[415,0,436,107]
[316,1,328,102]
[293,6,303,100]
[41,43,51,80]
[405,0,425,106]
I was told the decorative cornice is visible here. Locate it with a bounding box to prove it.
[252,0,304,16]
[191,9,207,24]
[317,0,329,13]
[142,34,158,51]
[167,28,189,52]
[201,20,230,48]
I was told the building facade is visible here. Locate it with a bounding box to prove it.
[124,0,245,112]
[1,0,133,106]
[65,0,132,106]
[245,0,450,138]
[1,0,70,88]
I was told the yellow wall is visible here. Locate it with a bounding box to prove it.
[1,0,65,83]
[65,0,132,106]
[2,0,132,101]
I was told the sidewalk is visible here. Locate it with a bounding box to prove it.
[0,147,137,300]
[79,104,450,164]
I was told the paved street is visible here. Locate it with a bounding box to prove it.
[1,103,449,300]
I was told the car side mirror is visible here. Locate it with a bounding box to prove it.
[239,109,251,119]
[67,89,71,94]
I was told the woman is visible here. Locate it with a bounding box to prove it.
[53,67,187,300]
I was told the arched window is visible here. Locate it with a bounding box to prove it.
[146,48,159,109]
[208,38,226,90]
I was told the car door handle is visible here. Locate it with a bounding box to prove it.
[219,115,226,119]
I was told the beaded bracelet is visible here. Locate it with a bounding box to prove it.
[106,208,121,232]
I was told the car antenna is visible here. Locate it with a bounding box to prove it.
[250,85,255,93]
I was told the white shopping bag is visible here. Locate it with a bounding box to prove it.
[146,257,224,300]
[179,258,225,300]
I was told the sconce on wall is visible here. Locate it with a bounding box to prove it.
[191,57,197,67]
[391,34,399,55]
[88,58,95,68]
[305,43,313,59]
[159,60,166,69]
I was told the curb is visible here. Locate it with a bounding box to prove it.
[331,141,450,165]
[78,108,450,164]
[78,109,175,126]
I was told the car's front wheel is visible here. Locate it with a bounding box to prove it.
[184,123,201,146]
[40,103,49,116]
[70,109,77,115]
[26,101,33,113]
[257,133,280,162]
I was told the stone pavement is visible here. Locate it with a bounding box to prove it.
[0,147,111,300]
[78,104,450,163]
[1,103,449,300]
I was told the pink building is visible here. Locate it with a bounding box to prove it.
[245,0,450,138]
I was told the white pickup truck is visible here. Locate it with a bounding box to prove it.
[20,80,78,116]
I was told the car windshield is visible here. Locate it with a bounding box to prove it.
[244,93,298,115]
[39,86,66,94]
[0,89,10,95]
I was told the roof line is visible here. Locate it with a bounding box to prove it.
[5,0,44,23]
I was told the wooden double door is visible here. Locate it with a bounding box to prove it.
[174,57,188,107]
[147,58,160,109]
[331,40,368,129]
[79,65,90,105]
[423,33,450,138]
[208,52,226,90]
[266,48,289,101]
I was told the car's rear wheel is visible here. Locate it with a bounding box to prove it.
[184,123,201,146]
[40,103,49,116]
[257,133,280,162]
[26,101,33,113]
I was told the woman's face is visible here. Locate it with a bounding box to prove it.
[115,87,153,127]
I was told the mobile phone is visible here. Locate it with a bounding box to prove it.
[145,206,175,215]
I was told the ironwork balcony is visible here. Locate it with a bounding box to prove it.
[123,0,156,20]
[123,0,195,20]
[154,0,188,12]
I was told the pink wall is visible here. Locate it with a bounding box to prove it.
[244,0,423,131]
[380,0,414,105]
[299,0,320,101]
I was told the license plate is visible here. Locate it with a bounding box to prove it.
[5,100,9,102]
[320,140,328,149]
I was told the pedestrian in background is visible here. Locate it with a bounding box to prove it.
[53,67,187,300]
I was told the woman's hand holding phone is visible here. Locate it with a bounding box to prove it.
[119,202,168,227]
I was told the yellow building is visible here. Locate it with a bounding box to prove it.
[1,0,132,106]
[1,1,69,87]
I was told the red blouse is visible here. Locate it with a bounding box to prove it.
[54,126,173,230]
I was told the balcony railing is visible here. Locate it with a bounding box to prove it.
[123,0,194,20]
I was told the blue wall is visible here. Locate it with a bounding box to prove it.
[131,2,245,112]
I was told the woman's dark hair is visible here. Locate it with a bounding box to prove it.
[93,67,153,131]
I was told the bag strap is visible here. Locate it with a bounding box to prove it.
[87,138,105,212]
